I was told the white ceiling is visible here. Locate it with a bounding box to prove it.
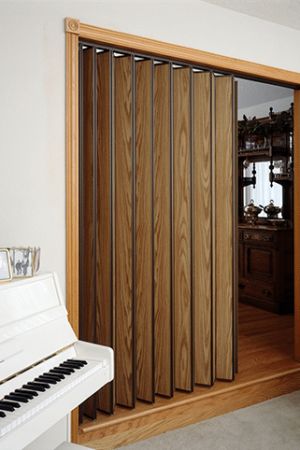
[201,0,300,30]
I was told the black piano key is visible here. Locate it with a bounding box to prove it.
[43,373,63,381]
[1,400,20,408]
[55,366,73,375]
[0,403,15,412]
[59,364,75,373]
[27,381,50,390]
[0,411,5,418]
[49,369,66,378]
[4,395,26,405]
[15,389,38,398]
[67,359,87,366]
[23,383,45,392]
[60,362,82,370]
[7,393,29,403]
[36,376,57,385]
[11,392,33,401]
[52,367,72,376]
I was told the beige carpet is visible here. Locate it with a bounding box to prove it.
[118,391,300,450]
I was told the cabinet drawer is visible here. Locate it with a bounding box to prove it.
[243,231,274,243]
[242,282,274,302]
[244,245,275,281]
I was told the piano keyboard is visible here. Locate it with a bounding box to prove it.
[0,358,105,439]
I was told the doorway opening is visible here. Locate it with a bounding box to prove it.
[236,78,295,379]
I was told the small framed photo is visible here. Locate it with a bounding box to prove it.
[0,249,12,282]
[9,247,40,278]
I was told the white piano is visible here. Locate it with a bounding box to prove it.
[0,272,114,450]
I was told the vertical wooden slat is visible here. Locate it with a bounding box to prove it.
[153,63,173,397]
[135,60,154,403]
[96,51,114,414]
[193,72,213,386]
[115,55,135,408]
[173,67,193,392]
[79,47,97,418]
[211,75,216,383]
[215,75,234,381]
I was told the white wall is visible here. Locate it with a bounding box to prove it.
[237,78,293,112]
[238,96,293,120]
[0,0,300,298]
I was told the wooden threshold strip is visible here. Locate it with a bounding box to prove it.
[78,366,300,448]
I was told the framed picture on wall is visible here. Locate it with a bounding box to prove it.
[0,249,12,282]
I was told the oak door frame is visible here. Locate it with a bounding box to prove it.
[65,17,300,442]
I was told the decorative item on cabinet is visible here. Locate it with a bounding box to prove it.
[8,247,41,278]
[264,200,282,219]
[244,200,263,224]
[0,249,12,282]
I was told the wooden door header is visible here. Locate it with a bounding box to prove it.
[65,17,300,86]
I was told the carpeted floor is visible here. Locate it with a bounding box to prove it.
[118,391,300,450]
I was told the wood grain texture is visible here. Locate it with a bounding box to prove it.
[215,75,234,381]
[173,67,192,392]
[79,305,300,449]
[135,60,154,403]
[294,89,300,360]
[193,72,213,386]
[65,17,80,34]
[211,75,216,383]
[65,28,79,443]
[79,47,97,419]
[115,55,135,408]
[96,51,114,414]
[153,63,173,397]
[77,19,300,86]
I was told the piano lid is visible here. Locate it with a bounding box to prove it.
[0,273,77,382]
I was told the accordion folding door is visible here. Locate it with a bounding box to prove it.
[79,45,237,419]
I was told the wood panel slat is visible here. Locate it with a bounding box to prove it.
[115,55,135,408]
[135,60,154,403]
[96,51,114,414]
[153,63,173,397]
[79,47,97,419]
[173,67,193,392]
[211,75,216,383]
[193,72,213,386]
[215,75,234,381]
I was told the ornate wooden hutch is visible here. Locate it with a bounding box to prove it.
[238,105,294,314]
